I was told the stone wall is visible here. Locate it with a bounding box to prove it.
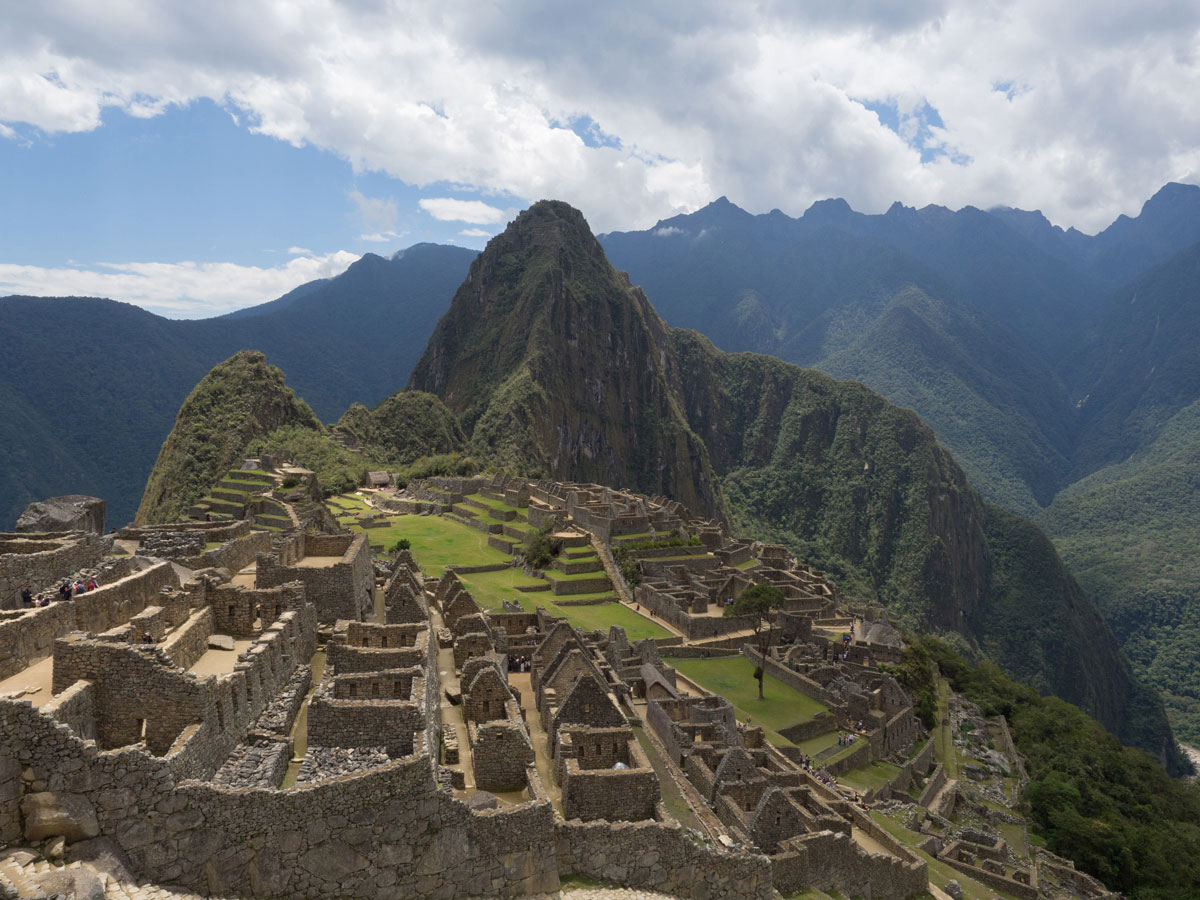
[0,532,104,610]
[43,678,97,742]
[471,721,535,792]
[555,819,773,900]
[188,531,272,577]
[0,702,562,900]
[0,561,178,680]
[162,608,215,671]
[257,533,373,624]
[772,829,927,900]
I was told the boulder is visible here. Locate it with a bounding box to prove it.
[66,836,135,884]
[15,496,106,534]
[207,634,236,651]
[30,866,106,900]
[944,879,963,900]
[21,792,100,842]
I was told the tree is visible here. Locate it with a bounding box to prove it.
[724,583,784,698]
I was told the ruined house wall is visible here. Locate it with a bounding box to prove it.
[471,721,534,792]
[306,693,422,756]
[0,532,104,609]
[187,531,272,574]
[0,702,561,900]
[256,533,373,624]
[43,678,97,742]
[0,562,178,680]
[555,819,773,900]
[161,608,215,671]
[561,761,659,823]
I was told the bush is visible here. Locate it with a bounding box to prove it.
[388,538,411,553]
[522,524,561,569]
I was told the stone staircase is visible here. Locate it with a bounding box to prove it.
[0,850,239,900]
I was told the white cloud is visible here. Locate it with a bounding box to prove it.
[420,198,507,224]
[286,246,312,255]
[349,189,397,232]
[459,227,491,237]
[653,226,684,237]
[1,3,1199,232]
[0,251,359,318]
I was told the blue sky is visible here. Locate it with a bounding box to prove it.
[0,99,503,265]
[2,2,1198,317]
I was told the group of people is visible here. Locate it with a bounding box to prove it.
[510,655,531,673]
[19,576,100,608]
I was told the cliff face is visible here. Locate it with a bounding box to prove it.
[136,350,321,524]
[409,201,725,519]
[408,200,1176,765]
[671,329,988,631]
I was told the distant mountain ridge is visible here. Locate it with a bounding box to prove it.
[0,243,475,528]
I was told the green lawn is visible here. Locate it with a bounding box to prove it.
[670,656,830,745]
[456,569,668,639]
[543,568,610,582]
[838,760,902,792]
[465,493,523,514]
[349,513,511,575]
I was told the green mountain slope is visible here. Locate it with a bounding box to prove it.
[601,202,1082,519]
[409,200,726,520]
[1040,400,1200,742]
[334,390,467,464]
[136,350,322,523]
[816,287,1073,514]
[411,199,1177,768]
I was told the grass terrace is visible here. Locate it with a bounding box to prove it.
[669,655,830,747]
[837,760,902,793]
[456,569,670,641]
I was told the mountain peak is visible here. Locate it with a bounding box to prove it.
[409,201,725,518]
[1139,180,1200,218]
[802,197,854,223]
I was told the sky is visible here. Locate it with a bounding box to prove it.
[2,1,1199,317]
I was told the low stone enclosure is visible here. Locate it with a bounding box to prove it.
[256,531,373,624]
[0,530,109,611]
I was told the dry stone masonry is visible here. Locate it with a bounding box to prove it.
[3,476,1091,900]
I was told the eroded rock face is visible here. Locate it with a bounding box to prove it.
[21,791,100,842]
[15,495,106,534]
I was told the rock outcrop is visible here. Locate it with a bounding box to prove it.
[15,495,106,534]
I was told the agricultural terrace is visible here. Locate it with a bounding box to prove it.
[670,655,839,750]
[326,493,671,640]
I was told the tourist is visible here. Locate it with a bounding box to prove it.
[90,577,99,590]
[20,585,33,607]
[59,581,72,602]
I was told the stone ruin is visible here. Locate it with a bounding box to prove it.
[0,477,955,900]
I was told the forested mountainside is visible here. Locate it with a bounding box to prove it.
[0,244,474,527]
[601,183,1200,743]
[405,200,1180,769]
